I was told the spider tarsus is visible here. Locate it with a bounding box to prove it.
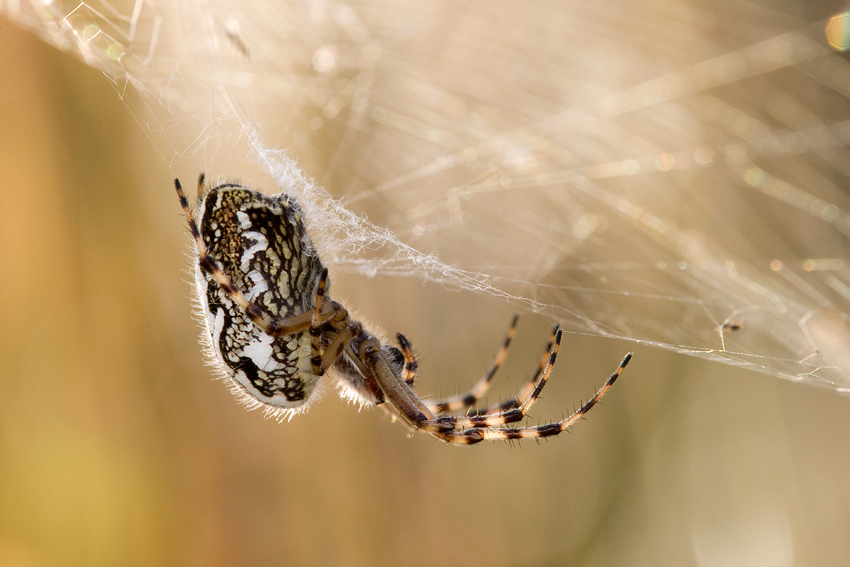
[396,332,411,349]
[607,352,632,386]
[317,268,329,289]
[553,328,563,344]
[395,334,418,383]
[174,178,190,208]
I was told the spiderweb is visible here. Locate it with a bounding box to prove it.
[5,0,850,391]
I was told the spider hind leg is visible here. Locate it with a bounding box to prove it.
[427,327,563,435]
[426,314,520,415]
[363,321,631,446]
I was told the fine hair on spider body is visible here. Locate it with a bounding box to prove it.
[174,174,632,445]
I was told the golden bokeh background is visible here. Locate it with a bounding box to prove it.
[2,5,850,566]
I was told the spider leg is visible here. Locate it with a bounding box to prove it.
[196,172,207,200]
[311,268,328,329]
[358,336,438,426]
[359,326,532,442]
[395,333,418,387]
[175,177,338,337]
[465,323,560,417]
[426,314,519,414]
[362,338,486,443]
[473,353,631,441]
[313,320,356,376]
[429,327,562,431]
[362,327,629,444]
[308,268,332,376]
[430,351,630,444]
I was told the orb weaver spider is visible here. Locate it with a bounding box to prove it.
[174,175,631,445]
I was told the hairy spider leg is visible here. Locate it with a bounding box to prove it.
[425,316,567,418]
[426,314,519,414]
[428,327,563,431]
[395,333,418,387]
[439,350,630,444]
[474,352,631,442]
[361,326,630,445]
[398,324,564,430]
[308,268,337,376]
[466,323,561,417]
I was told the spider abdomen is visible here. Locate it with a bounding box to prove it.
[195,184,323,413]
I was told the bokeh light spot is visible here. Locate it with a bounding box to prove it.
[827,13,850,51]
[106,44,124,61]
[655,153,675,171]
[312,45,338,73]
[745,167,765,186]
[694,145,715,165]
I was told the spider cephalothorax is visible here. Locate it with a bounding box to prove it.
[176,175,631,444]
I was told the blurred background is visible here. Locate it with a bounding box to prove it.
[2,0,850,566]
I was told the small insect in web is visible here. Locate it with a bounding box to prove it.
[223,18,250,58]
[174,174,632,444]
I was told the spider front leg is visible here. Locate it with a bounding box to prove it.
[425,316,563,418]
[307,268,355,377]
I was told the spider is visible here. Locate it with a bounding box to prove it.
[174,174,631,445]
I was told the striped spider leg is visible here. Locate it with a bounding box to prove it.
[425,314,521,415]
[174,175,631,443]
[406,325,631,443]
[405,315,561,416]
[423,314,565,418]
